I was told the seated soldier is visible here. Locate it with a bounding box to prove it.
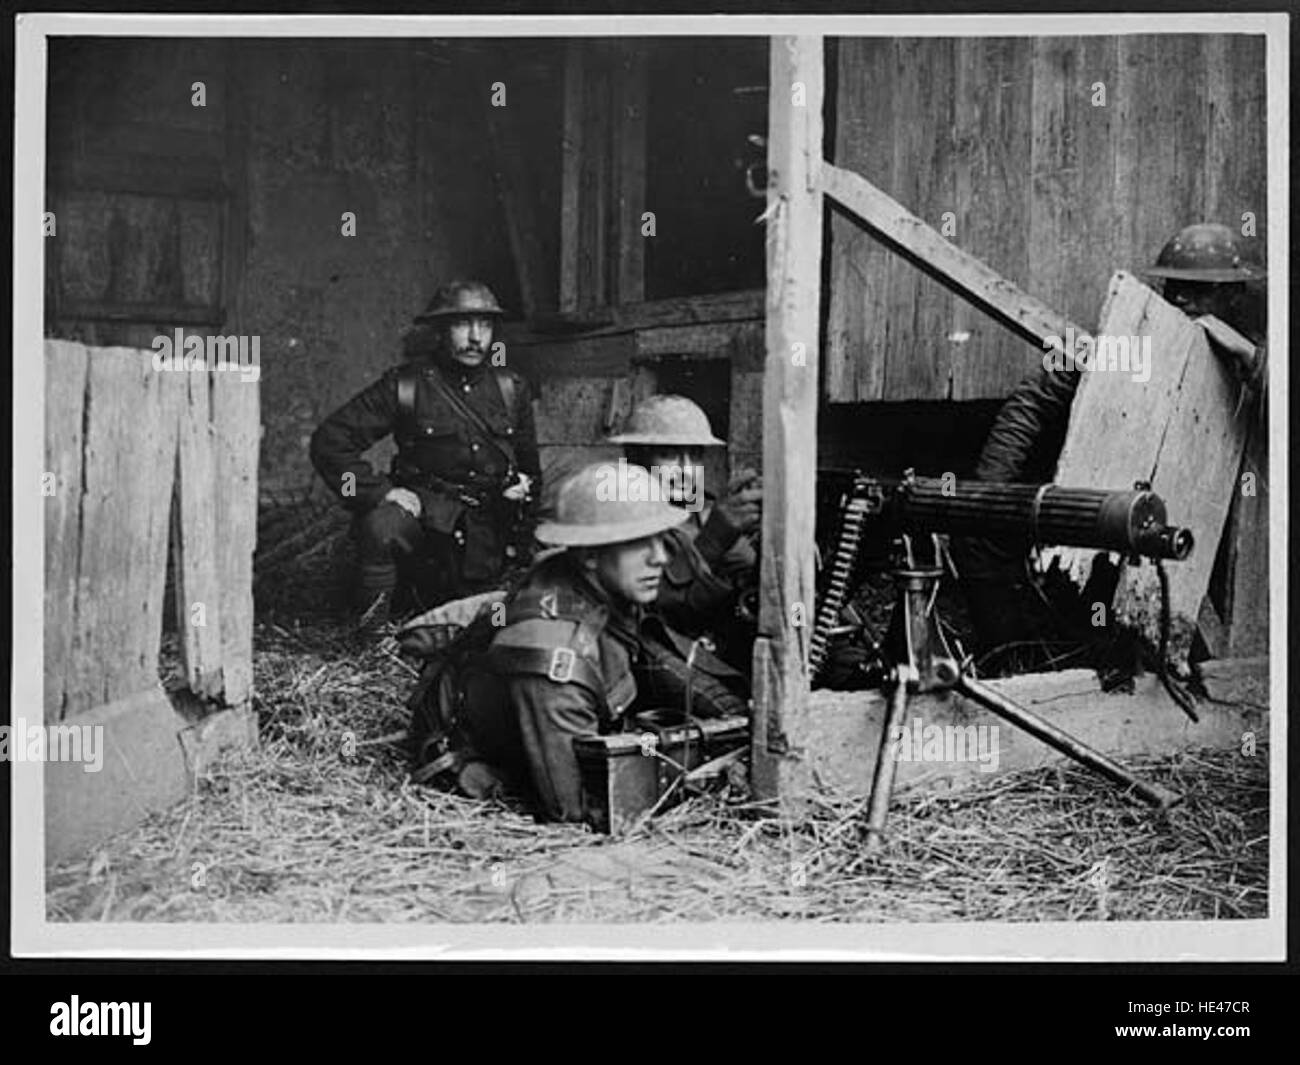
[309,280,539,628]
[606,394,762,669]
[407,461,750,823]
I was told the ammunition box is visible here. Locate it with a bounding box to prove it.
[574,713,749,834]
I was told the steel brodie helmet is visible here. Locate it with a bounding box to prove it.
[534,462,691,547]
[414,280,507,322]
[606,394,724,447]
[1145,223,1265,283]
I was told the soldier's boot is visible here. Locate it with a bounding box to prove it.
[355,502,423,630]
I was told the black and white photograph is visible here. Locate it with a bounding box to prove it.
[10,12,1286,962]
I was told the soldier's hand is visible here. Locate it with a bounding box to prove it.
[501,472,533,502]
[713,468,762,535]
[384,487,423,518]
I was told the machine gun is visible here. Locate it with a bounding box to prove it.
[812,471,1195,849]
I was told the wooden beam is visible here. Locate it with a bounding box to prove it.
[519,288,764,341]
[612,42,648,304]
[821,160,1089,355]
[751,36,823,804]
[634,320,762,359]
[559,40,584,313]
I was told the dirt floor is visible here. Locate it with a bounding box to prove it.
[47,603,1268,924]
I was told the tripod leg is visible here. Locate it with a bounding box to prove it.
[865,677,911,852]
[955,674,1181,809]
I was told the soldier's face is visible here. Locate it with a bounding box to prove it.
[1163,280,1239,323]
[444,315,494,367]
[631,447,706,506]
[590,534,671,605]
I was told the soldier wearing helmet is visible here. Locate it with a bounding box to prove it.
[955,223,1266,670]
[418,461,749,822]
[1145,223,1268,393]
[310,280,540,625]
[607,394,763,669]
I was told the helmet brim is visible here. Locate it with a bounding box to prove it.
[414,309,508,323]
[605,431,725,447]
[1145,266,1265,283]
[534,506,691,548]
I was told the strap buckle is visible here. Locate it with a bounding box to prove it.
[548,647,577,683]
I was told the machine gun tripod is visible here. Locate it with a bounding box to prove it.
[810,471,1194,851]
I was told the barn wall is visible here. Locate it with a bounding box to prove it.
[826,35,1268,403]
[44,39,537,497]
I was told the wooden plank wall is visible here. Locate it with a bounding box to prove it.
[826,35,1267,404]
[44,341,259,722]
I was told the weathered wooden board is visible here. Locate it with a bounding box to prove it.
[634,320,761,360]
[613,41,648,305]
[726,368,765,479]
[822,161,1087,363]
[751,36,822,803]
[1226,424,1269,657]
[212,370,259,707]
[173,366,225,699]
[44,341,90,723]
[1044,272,1252,662]
[63,347,179,715]
[559,39,585,314]
[949,36,1035,400]
[825,34,1267,405]
[826,37,893,403]
[514,333,634,380]
[896,37,956,401]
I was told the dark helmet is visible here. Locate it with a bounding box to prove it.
[534,462,690,548]
[414,280,506,322]
[1145,223,1265,283]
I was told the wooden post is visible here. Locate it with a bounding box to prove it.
[751,37,823,803]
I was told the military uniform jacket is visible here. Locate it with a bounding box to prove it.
[467,555,640,822]
[310,354,540,575]
[656,501,758,637]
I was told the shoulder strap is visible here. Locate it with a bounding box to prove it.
[494,369,519,430]
[396,364,419,445]
[486,643,605,700]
